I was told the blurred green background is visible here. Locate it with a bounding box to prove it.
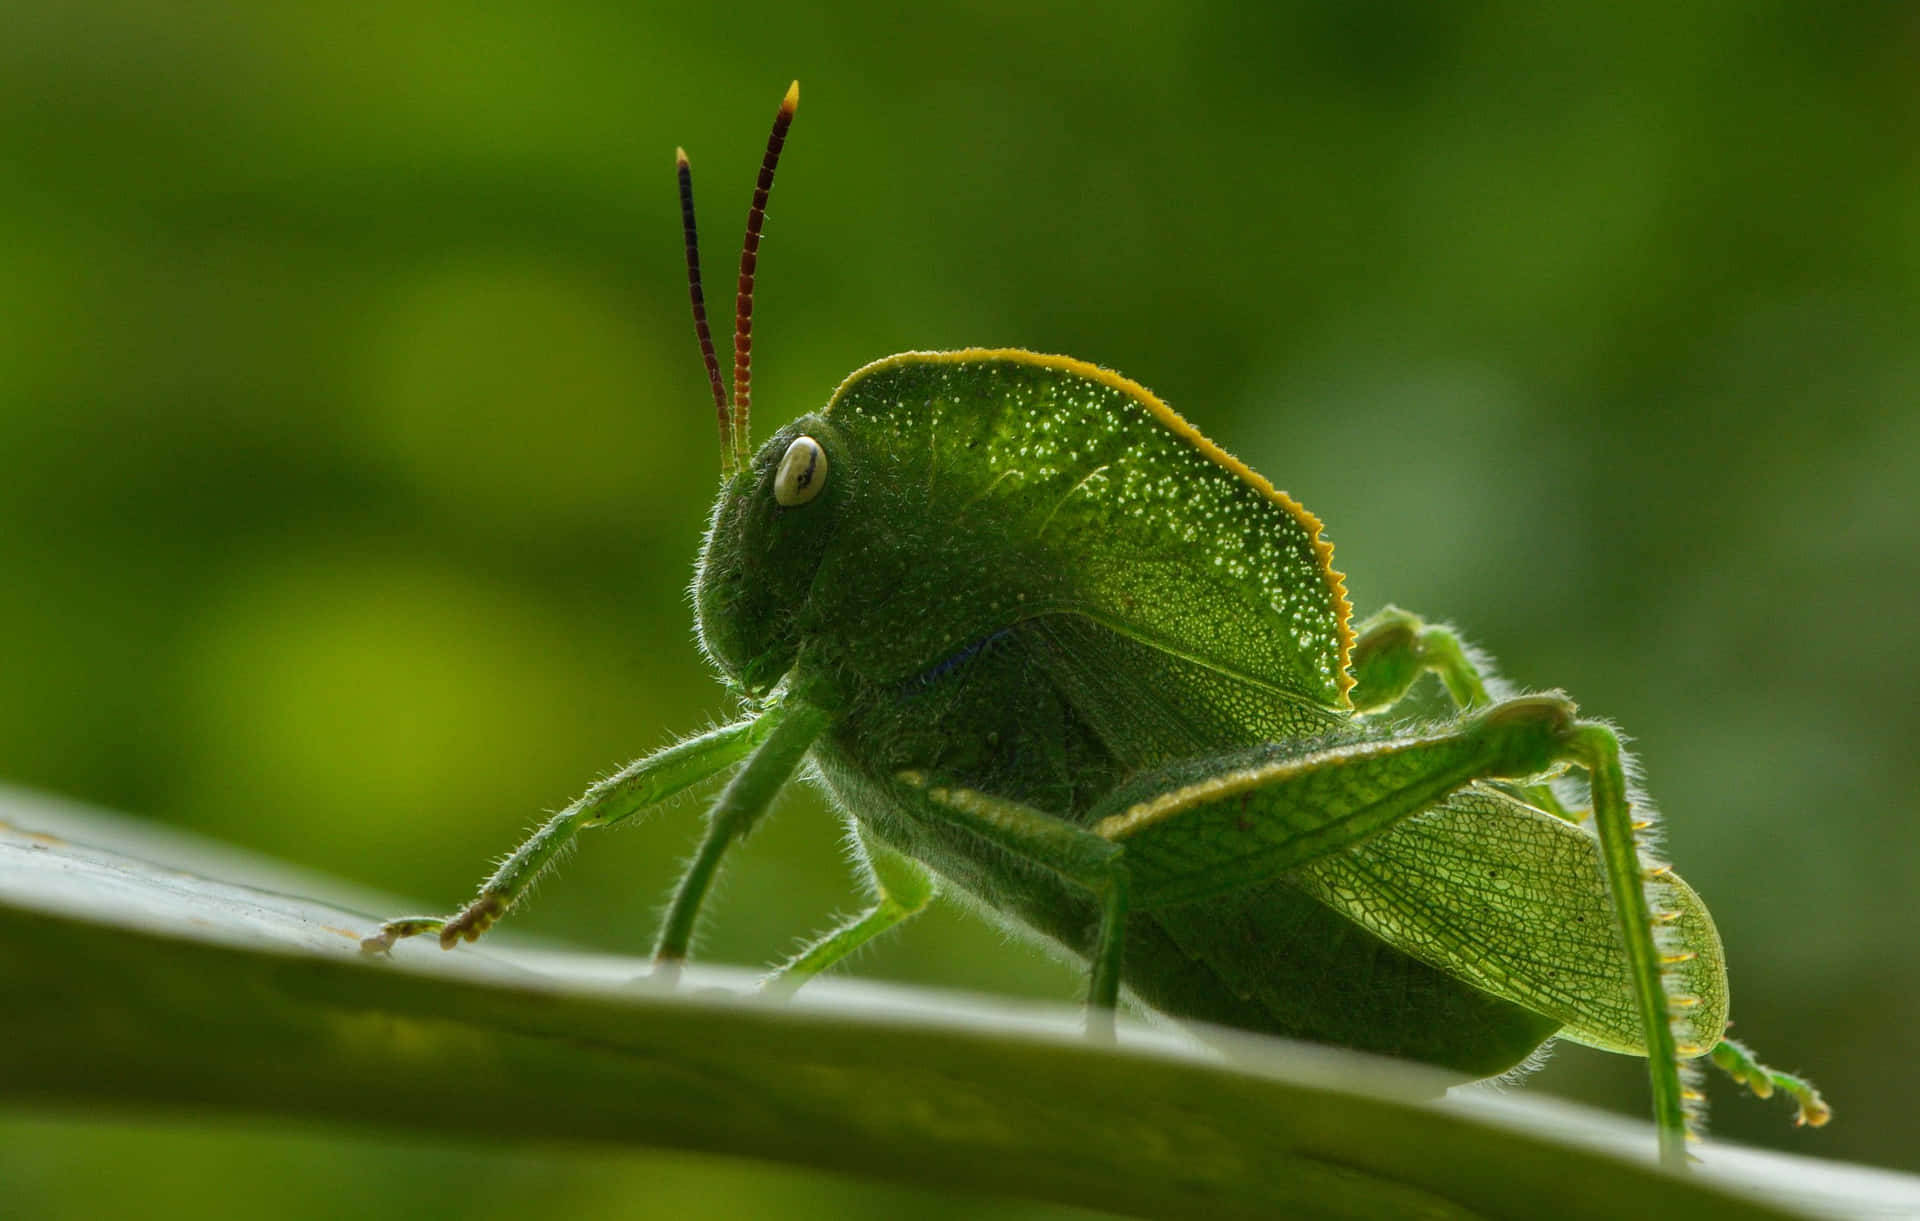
[3,2,1915,1216]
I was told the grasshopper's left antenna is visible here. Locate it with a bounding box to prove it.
[677,147,733,474]
[729,80,799,471]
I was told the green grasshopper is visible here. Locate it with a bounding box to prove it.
[364,82,1826,1169]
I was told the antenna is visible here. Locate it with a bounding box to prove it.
[729,80,799,471]
[676,148,732,471]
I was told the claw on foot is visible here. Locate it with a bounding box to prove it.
[359,916,447,957]
[1711,1038,1832,1129]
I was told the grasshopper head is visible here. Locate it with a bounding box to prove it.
[694,416,843,694]
[678,83,828,695]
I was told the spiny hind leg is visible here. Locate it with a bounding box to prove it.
[1092,694,1695,1169]
[763,836,938,997]
[1712,1038,1832,1128]
[1351,610,1830,1151]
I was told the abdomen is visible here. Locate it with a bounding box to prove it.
[811,617,1562,1075]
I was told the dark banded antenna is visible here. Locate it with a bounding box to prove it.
[730,79,799,471]
[676,148,733,472]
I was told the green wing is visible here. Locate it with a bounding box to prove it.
[813,350,1352,708]
[1288,786,1728,1057]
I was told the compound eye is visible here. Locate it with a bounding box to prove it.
[774,435,828,506]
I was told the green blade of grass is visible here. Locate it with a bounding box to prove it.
[2,786,1913,1221]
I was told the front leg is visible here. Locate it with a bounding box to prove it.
[651,699,834,973]
[361,713,775,954]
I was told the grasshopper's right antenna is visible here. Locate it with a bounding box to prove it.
[677,147,733,475]
[729,79,799,474]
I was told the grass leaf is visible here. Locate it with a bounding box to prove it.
[2,785,1912,1221]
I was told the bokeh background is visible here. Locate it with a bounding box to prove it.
[3,3,1915,1217]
